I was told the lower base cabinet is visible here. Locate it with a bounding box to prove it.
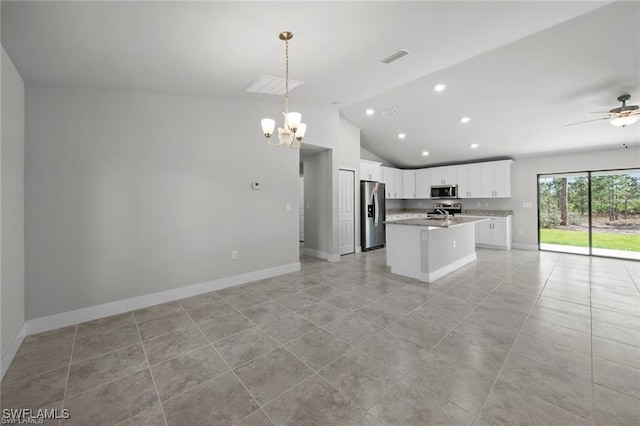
[475,216,512,250]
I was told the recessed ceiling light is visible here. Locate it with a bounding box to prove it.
[422,151,429,156]
[470,143,479,149]
[434,83,446,92]
[366,108,375,116]
[398,133,406,139]
[460,117,471,124]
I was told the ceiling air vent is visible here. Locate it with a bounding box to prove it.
[381,108,400,118]
[379,49,410,65]
[244,75,304,95]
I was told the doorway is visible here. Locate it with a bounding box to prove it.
[538,168,640,260]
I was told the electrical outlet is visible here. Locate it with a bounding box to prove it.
[452,240,456,248]
[231,250,238,260]
[286,203,291,212]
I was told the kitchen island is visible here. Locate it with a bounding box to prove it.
[385,216,488,283]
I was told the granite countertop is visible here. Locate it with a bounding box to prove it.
[386,208,513,217]
[459,210,513,217]
[385,216,489,228]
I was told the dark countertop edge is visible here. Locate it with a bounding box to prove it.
[385,217,490,228]
[386,209,513,217]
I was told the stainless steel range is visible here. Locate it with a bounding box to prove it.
[433,202,462,215]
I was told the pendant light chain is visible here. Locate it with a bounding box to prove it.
[284,38,289,115]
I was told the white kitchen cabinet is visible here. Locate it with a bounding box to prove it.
[458,165,482,198]
[475,216,512,250]
[415,169,431,199]
[430,166,458,186]
[403,170,416,199]
[481,160,512,197]
[393,168,404,199]
[380,166,394,198]
[381,166,404,199]
[360,160,381,182]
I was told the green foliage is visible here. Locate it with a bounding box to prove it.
[540,229,640,252]
[539,171,640,221]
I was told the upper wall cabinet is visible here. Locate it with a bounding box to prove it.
[481,160,512,198]
[458,164,483,198]
[360,160,381,182]
[362,158,512,199]
[415,169,432,199]
[430,166,458,186]
[403,170,416,199]
[381,166,404,199]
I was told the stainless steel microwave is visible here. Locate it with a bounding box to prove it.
[430,185,458,199]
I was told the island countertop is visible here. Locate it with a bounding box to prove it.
[385,216,489,228]
[386,209,513,217]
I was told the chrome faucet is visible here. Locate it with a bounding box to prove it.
[436,208,450,227]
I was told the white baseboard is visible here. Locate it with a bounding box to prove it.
[420,253,477,283]
[1,323,27,380]
[512,243,539,251]
[25,262,300,336]
[303,248,340,262]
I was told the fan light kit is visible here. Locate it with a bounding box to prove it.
[398,133,406,139]
[434,83,446,92]
[422,151,429,156]
[366,108,375,116]
[565,94,640,128]
[261,31,307,149]
[460,117,471,124]
[609,95,639,127]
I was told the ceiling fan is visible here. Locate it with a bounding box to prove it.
[565,94,640,127]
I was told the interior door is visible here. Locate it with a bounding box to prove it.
[339,169,355,255]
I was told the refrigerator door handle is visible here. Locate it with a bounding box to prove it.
[373,190,380,226]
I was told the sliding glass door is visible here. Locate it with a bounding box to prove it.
[538,168,640,260]
[538,173,590,255]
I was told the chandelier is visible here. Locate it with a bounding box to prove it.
[261,31,307,149]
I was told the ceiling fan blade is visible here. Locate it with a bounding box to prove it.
[589,111,611,114]
[564,117,609,127]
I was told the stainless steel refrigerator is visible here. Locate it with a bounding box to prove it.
[361,181,386,251]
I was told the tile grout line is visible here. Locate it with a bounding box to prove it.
[470,260,559,425]
[58,325,78,426]
[132,311,170,426]
[180,304,280,426]
[340,262,524,421]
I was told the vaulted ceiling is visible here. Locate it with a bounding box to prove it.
[2,1,638,167]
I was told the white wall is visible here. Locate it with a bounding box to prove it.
[1,47,26,364]
[24,84,340,320]
[360,146,395,167]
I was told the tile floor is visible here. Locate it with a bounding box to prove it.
[2,248,640,425]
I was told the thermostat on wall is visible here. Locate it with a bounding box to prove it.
[251,181,261,190]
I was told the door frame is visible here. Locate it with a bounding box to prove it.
[338,168,357,255]
[537,166,639,260]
